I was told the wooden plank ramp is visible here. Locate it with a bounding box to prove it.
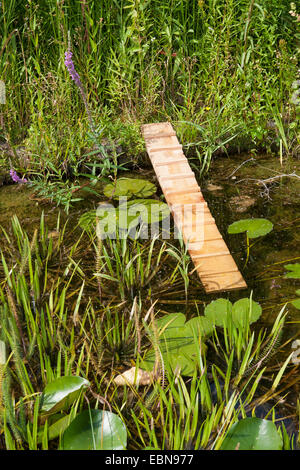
[141,122,247,293]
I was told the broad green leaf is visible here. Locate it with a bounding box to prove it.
[38,413,73,443]
[228,218,273,239]
[204,298,261,329]
[291,299,300,310]
[41,376,90,414]
[187,316,215,337]
[284,264,300,279]
[79,199,169,237]
[204,299,233,327]
[104,178,156,199]
[142,313,211,376]
[232,298,262,328]
[62,409,127,450]
[220,418,283,450]
[118,199,169,227]
[96,203,119,237]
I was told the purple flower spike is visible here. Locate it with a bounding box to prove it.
[10,169,28,184]
[64,50,82,88]
[64,47,97,137]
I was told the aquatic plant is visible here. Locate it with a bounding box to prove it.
[129,305,294,450]
[0,214,298,450]
[220,417,283,450]
[284,263,300,279]
[61,409,127,450]
[290,289,300,310]
[103,178,157,199]
[228,218,273,267]
[142,296,263,376]
[79,198,170,239]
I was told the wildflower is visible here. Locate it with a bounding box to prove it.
[64,50,82,88]
[10,169,28,184]
[64,47,97,136]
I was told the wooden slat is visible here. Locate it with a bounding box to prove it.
[141,122,247,293]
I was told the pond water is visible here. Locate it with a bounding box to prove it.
[0,152,299,438]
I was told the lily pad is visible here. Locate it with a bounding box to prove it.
[104,178,156,200]
[232,298,262,328]
[204,298,233,327]
[118,199,170,228]
[292,290,300,308]
[284,263,300,279]
[80,200,170,238]
[204,298,262,329]
[290,299,300,310]
[220,417,283,450]
[142,313,212,376]
[41,376,90,415]
[61,409,127,450]
[228,218,273,239]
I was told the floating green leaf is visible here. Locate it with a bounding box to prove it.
[79,200,169,237]
[118,199,170,227]
[228,218,273,239]
[220,418,283,450]
[284,264,300,279]
[204,298,262,329]
[292,290,300,308]
[290,299,300,310]
[41,376,90,415]
[61,409,127,450]
[104,178,156,199]
[142,313,212,376]
[232,298,262,328]
[204,298,233,327]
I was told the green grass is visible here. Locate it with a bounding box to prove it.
[0,0,299,180]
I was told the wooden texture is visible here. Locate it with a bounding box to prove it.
[142,122,247,293]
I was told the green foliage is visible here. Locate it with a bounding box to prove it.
[142,297,262,376]
[284,263,300,279]
[228,218,273,267]
[228,218,273,239]
[40,376,90,415]
[1,0,299,174]
[104,178,156,199]
[79,198,170,237]
[0,214,297,451]
[205,297,262,328]
[61,409,127,450]
[220,417,283,450]
[290,289,300,310]
[142,312,212,376]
